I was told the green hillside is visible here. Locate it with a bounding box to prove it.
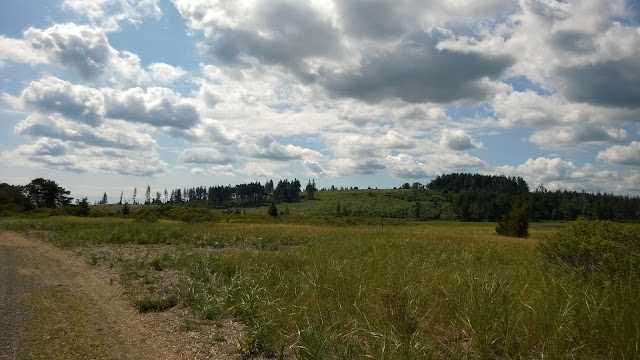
[271,188,457,220]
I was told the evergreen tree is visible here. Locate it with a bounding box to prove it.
[145,185,151,205]
[496,200,529,238]
[119,191,123,205]
[268,201,278,217]
[132,187,137,205]
[306,179,316,200]
[25,178,72,208]
[77,197,90,216]
[101,192,108,205]
[122,202,130,216]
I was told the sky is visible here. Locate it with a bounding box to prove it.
[1,0,640,202]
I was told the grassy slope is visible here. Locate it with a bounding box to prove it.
[2,217,638,359]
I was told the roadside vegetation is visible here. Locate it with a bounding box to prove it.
[2,217,639,359]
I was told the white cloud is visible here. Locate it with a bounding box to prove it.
[63,0,162,32]
[190,167,205,175]
[16,138,69,156]
[210,164,236,177]
[178,148,233,165]
[3,138,167,177]
[385,153,431,179]
[241,162,288,180]
[0,24,186,86]
[19,77,105,126]
[15,114,157,151]
[617,172,640,193]
[148,63,187,84]
[439,129,483,151]
[103,87,200,129]
[385,152,487,179]
[493,90,637,148]
[333,130,416,158]
[597,142,640,166]
[496,157,618,192]
[303,159,331,178]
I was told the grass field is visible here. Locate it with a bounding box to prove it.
[1,217,638,359]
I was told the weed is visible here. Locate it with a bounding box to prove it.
[134,295,178,312]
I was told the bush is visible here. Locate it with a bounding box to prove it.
[496,201,529,238]
[539,219,640,279]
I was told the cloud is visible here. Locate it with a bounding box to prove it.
[617,172,640,193]
[103,87,200,129]
[20,77,105,126]
[177,148,233,165]
[597,142,640,166]
[247,135,323,161]
[439,129,483,150]
[556,59,640,109]
[0,23,185,85]
[190,167,205,175]
[493,90,637,148]
[63,0,162,32]
[196,120,323,162]
[336,0,517,39]
[148,63,187,84]
[334,131,416,158]
[496,157,617,192]
[303,160,330,178]
[323,32,513,104]
[173,0,342,80]
[385,153,431,179]
[91,156,167,176]
[16,138,69,156]
[15,113,157,151]
[241,162,287,180]
[22,23,120,80]
[385,152,486,179]
[529,126,628,149]
[3,139,167,177]
[210,164,236,177]
[331,157,386,176]
[14,76,200,131]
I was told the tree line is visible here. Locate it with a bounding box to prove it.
[122,179,306,208]
[428,173,640,222]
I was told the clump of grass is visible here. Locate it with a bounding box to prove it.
[134,295,178,312]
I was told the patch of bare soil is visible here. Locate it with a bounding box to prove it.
[0,231,244,359]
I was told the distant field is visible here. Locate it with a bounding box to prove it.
[1,217,638,359]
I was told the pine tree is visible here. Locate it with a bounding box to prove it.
[268,202,278,217]
[133,188,137,205]
[101,192,108,205]
[496,200,529,238]
[77,197,90,216]
[145,185,151,205]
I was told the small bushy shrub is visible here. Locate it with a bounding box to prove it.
[539,219,640,279]
[134,295,178,312]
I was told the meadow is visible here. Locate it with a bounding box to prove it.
[1,216,638,359]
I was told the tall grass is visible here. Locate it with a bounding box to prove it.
[1,217,637,359]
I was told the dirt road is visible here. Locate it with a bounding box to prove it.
[0,231,233,359]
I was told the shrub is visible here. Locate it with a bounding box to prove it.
[539,219,640,279]
[496,201,529,238]
[134,295,178,312]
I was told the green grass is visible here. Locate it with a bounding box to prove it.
[3,217,638,359]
